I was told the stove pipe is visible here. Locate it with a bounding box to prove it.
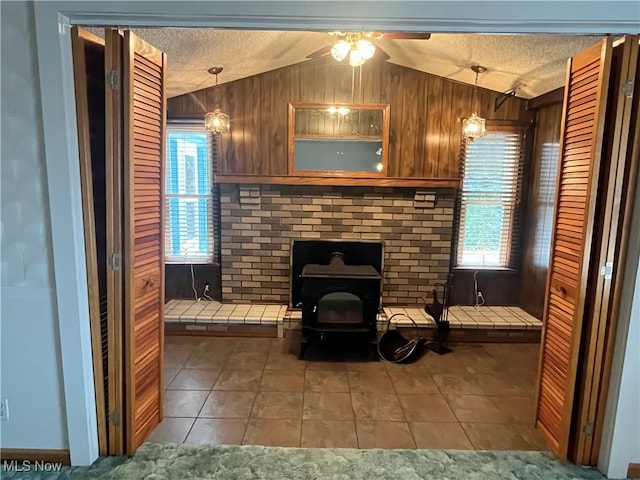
[328,252,346,267]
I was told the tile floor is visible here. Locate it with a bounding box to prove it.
[150,332,548,450]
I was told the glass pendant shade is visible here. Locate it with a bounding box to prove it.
[349,49,365,67]
[205,108,230,135]
[462,112,486,141]
[356,39,375,60]
[331,41,351,62]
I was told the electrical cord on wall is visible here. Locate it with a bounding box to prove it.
[473,270,486,308]
[186,248,213,302]
[203,284,214,301]
[185,249,199,301]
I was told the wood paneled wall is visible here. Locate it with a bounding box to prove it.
[449,269,522,306]
[165,264,221,301]
[519,102,563,319]
[168,57,530,178]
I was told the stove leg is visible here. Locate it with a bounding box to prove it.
[299,337,309,360]
[371,341,380,361]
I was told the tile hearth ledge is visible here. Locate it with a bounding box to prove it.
[164,300,541,336]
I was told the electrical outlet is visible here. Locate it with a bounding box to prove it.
[0,398,9,420]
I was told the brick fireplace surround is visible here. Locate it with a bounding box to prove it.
[219,185,454,306]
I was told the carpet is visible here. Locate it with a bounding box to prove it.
[0,442,610,480]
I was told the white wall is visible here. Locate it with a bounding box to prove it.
[0,1,68,449]
[598,258,640,478]
[606,266,640,478]
[599,160,640,478]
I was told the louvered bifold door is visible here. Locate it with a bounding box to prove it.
[572,36,639,465]
[535,38,614,460]
[71,26,108,455]
[122,31,167,454]
[104,28,125,456]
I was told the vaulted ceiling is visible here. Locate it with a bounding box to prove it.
[117,28,604,99]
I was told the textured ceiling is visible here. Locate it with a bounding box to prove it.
[119,28,604,99]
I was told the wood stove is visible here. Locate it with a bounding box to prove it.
[297,248,382,359]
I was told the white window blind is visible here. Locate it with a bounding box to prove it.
[165,127,214,263]
[457,128,525,268]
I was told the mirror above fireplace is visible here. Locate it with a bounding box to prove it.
[288,103,390,177]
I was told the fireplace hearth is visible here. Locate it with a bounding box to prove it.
[297,245,382,359]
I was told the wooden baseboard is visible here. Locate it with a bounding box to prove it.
[628,463,640,479]
[0,449,70,465]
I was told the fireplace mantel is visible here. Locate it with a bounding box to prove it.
[214,174,460,188]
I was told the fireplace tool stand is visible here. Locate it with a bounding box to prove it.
[423,277,453,355]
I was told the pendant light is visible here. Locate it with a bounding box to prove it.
[462,65,487,141]
[204,66,230,135]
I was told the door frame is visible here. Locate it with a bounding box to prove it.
[31,1,638,466]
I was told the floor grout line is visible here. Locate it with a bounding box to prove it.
[161,336,542,450]
[242,366,265,445]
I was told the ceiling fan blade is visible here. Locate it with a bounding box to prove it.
[371,32,431,40]
[374,45,391,61]
[306,44,333,59]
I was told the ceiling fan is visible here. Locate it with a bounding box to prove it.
[306,31,432,66]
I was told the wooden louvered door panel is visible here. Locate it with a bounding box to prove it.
[572,36,639,465]
[122,31,166,454]
[71,26,108,455]
[104,28,125,455]
[535,38,614,460]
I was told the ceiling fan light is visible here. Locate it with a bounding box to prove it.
[205,108,230,135]
[462,112,486,141]
[331,40,351,62]
[349,49,365,67]
[357,39,375,60]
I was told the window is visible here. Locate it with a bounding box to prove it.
[165,127,214,263]
[532,142,560,267]
[456,127,525,268]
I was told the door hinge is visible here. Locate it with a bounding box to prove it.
[582,421,594,436]
[622,78,635,99]
[108,253,121,271]
[108,70,120,90]
[600,261,613,280]
[110,409,121,427]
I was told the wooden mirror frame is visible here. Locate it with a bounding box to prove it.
[288,102,390,177]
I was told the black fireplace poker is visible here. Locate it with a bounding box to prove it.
[423,278,453,355]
